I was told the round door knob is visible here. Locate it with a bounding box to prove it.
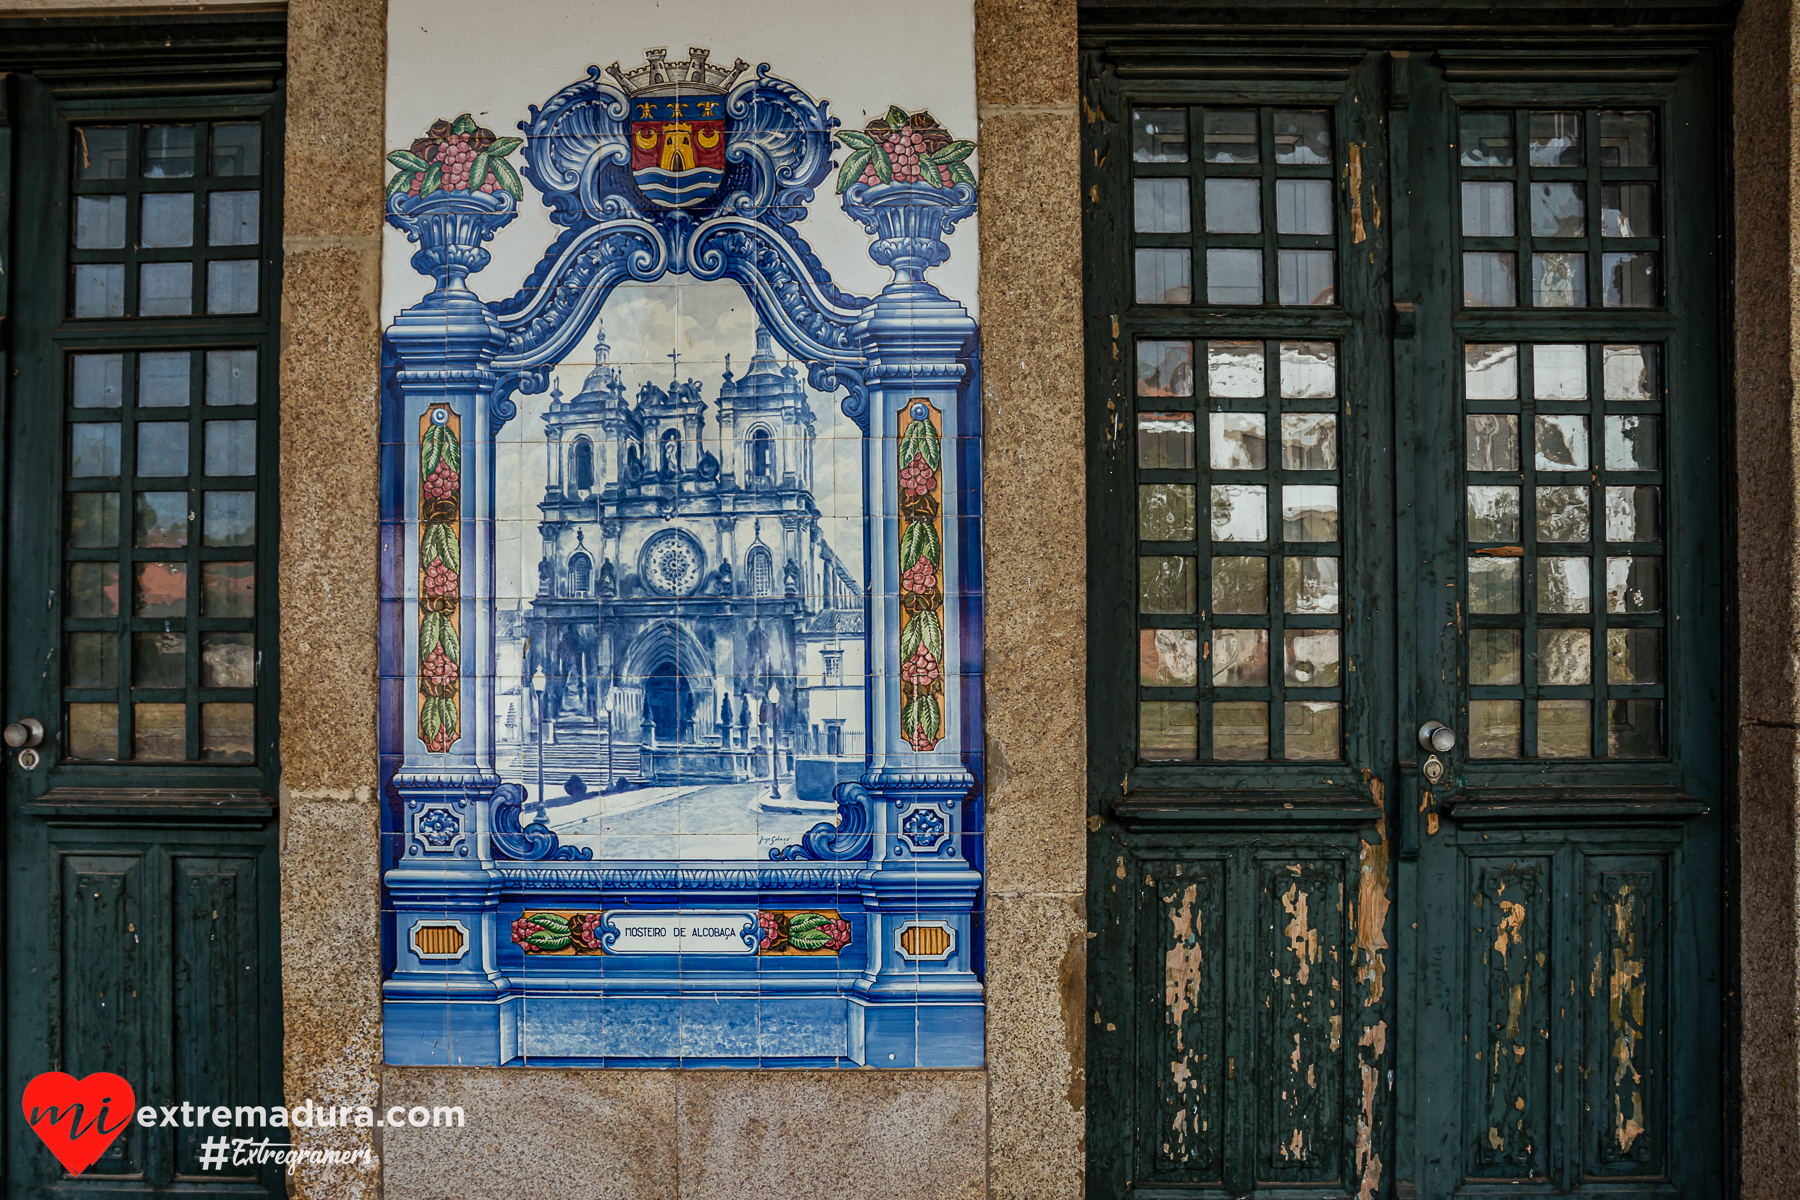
[4,718,43,749]
[1418,720,1456,755]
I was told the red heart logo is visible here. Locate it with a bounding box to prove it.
[21,1072,136,1176]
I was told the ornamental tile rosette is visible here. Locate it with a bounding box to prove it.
[418,405,462,752]
[898,399,947,752]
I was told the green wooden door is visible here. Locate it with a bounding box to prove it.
[1,52,286,1196]
[1084,34,1726,1200]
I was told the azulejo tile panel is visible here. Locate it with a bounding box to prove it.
[378,5,983,1067]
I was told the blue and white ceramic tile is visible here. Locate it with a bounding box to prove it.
[378,1,985,1067]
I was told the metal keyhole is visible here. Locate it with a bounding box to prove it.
[1422,754,1445,784]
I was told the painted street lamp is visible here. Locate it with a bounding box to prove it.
[767,682,782,800]
[531,668,548,807]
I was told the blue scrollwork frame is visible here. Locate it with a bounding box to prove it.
[381,59,984,1069]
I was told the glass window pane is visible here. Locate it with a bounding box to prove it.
[1461,181,1514,236]
[1281,485,1338,542]
[201,561,255,618]
[204,419,256,477]
[1140,701,1196,760]
[73,263,125,318]
[71,353,123,408]
[208,190,260,246]
[1278,250,1335,306]
[1276,179,1332,234]
[1213,700,1269,760]
[137,422,189,476]
[1603,345,1658,400]
[1603,253,1658,308]
[1141,556,1197,614]
[1207,248,1262,304]
[1136,249,1191,305]
[1135,178,1190,233]
[141,193,194,248]
[1538,699,1592,757]
[1467,415,1520,472]
[133,631,186,688]
[206,349,259,406]
[1600,111,1656,167]
[1203,109,1258,163]
[1469,628,1522,685]
[1283,556,1339,614]
[1528,111,1584,166]
[1608,629,1661,684]
[1138,412,1195,469]
[1534,415,1589,471]
[1467,486,1521,542]
[1132,109,1189,163]
[1529,182,1585,237]
[75,195,126,249]
[1459,111,1514,166]
[67,703,120,760]
[1532,252,1586,307]
[74,126,128,180]
[203,491,256,547]
[1469,699,1522,758]
[134,491,189,547]
[1463,252,1516,307]
[211,122,263,176]
[206,260,259,314]
[1207,340,1265,398]
[1536,485,1591,542]
[138,351,191,408]
[1140,629,1197,687]
[142,125,195,178]
[134,701,186,760]
[67,562,120,618]
[1532,344,1587,400]
[1279,341,1337,398]
[1204,177,1260,234]
[1280,413,1337,470]
[1137,340,1194,398]
[202,703,255,761]
[1606,416,1660,471]
[68,493,120,548]
[1284,701,1340,760]
[1606,557,1662,613]
[1283,628,1339,687]
[140,261,193,316]
[1209,413,1267,470]
[1211,484,1268,542]
[135,562,188,618]
[1274,110,1332,163]
[1212,629,1269,687]
[1538,557,1592,613]
[67,632,117,688]
[1539,628,1592,685]
[1607,699,1662,757]
[70,423,121,477]
[1139,483,1197,541]
[1605,486,1662,542]
[1602,183,1657,237]
[1212,556,1268,614]
[1469,557,1521,614]
[202,632,256,688]
[1465,344,1520,399]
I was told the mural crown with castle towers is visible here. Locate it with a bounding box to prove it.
[606,48,751,98]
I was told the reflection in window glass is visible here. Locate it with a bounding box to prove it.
[1204,177,1261,234]
[1136,248,1191,305]
[1202,109,1259,163]
[1273,110,1331,164]
[1463,252,1516,307]
[1532,253,1586,307]
[1459,111,1514,166]
[1207,248,1262,305]
[1135,178,1191,234]
[1528,111,1584,166]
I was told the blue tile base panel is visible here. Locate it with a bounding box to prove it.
[380,51,986,1069]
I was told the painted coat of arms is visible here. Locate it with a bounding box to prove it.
[613,48,746,208]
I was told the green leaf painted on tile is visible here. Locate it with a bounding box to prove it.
[885,105,911,129]
[470,152,490,192]
[524,929,572,952]
[487,137,523,157]
[838,129,878,151]
[936,140,976,164]
[870,144,893,184]
[388,149,429,171]
[422,163,444,196]
[491,157,525,200]
[837,149,873,193]
[789,924,830,951]
[914,608,945,663]
[900,518,940,573]
[526,912,571,934]
[451,113,477,136]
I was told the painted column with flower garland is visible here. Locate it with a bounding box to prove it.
[839,107,986,1061]
[381,115,527,1059]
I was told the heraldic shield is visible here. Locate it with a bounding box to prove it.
[616,47,747,208]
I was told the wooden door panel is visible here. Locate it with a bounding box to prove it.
[1462,854,1553,1181]
[1138,856,1228,1185]
[172,854,262,1181]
